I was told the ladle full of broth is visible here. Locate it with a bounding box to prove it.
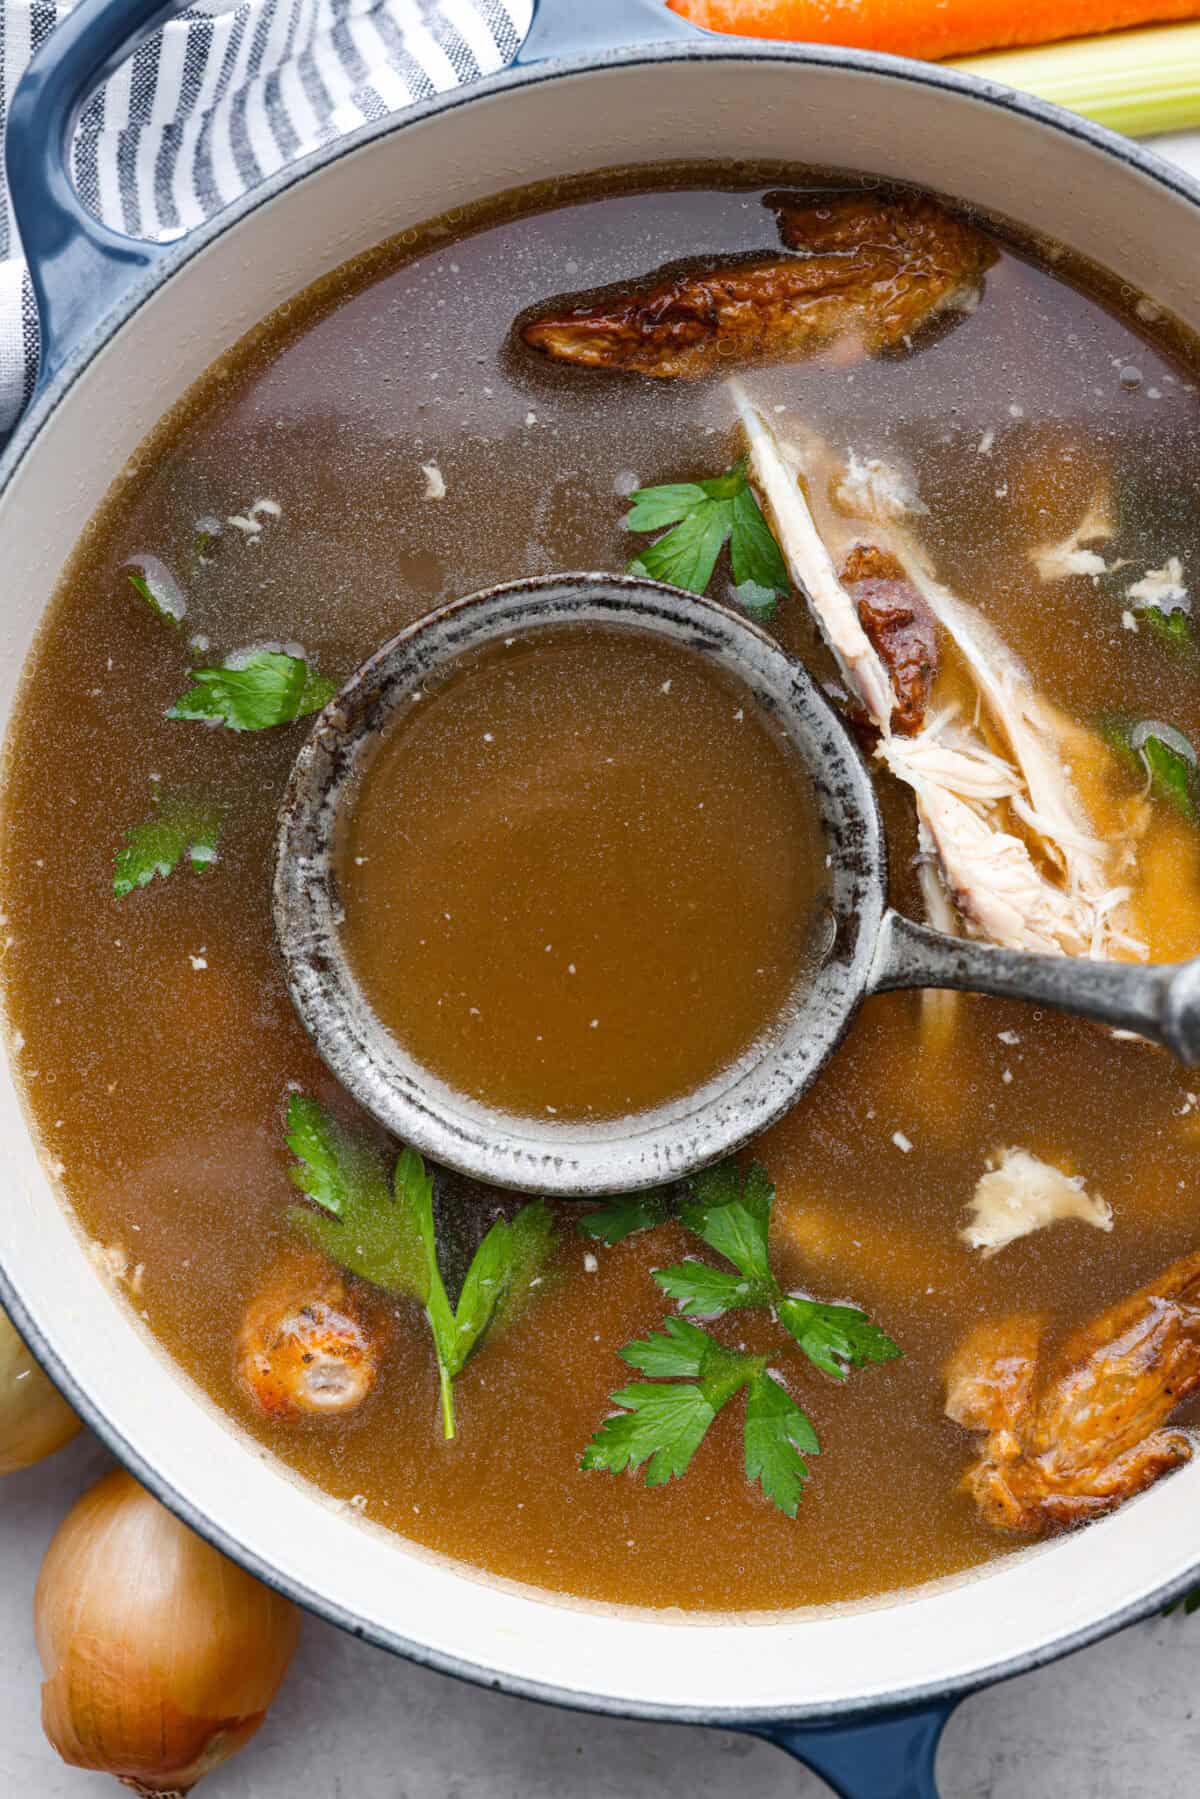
[273,573,1200,1195]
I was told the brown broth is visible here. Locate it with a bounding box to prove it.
[339,625,826,1120]
[4,166,1200,1613]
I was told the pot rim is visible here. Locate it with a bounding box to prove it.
[3,34,1200,1727]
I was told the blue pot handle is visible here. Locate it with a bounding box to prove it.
[741,1697,960,1798]
[516,0,708,65]
[6,0,190,395]
[8,0,709,392]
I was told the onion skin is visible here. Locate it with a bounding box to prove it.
[35,1471,300,1794]
[0,1303,80,1475]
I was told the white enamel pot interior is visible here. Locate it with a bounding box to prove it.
[3,40,1200,1727]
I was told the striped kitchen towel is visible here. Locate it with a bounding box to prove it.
[0,0,533,440]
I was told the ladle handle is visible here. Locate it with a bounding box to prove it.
[869,910,1200,1063]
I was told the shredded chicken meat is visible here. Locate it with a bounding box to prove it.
[1031,488,1116,582]
[961,1147,1113,1255]
[945,1253,1200,1534]
[729,384,1145,963]
[731,384,896,731]
[519,192,992,380]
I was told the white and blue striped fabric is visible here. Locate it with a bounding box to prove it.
[0,0,533,439]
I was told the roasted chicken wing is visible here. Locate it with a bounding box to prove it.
[237,1252,383,1420]
[946,1252,1200,1534]
[520,193,993,379]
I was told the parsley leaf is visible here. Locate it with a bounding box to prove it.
[1099,715,1198,821]
[441,1200,556,1372]
[1140,733,1197,820]
[777,1295,903,1380]
[432,1198,554,1438]
[396,1141,449,1312]
[167,649,336,731]
[112,791,223,900]
[616,1314,720,1378]
[285,1094,360,1218]
[578,1189,676,1245]
[1138,605,1194,649]
[583,1321,763,1487]
[287,1098,426,1298]
[192,524,221,565]
[636,501,733,593]
[729,481,789,593]
[1165,1584,1200,1617]
[127,570,184,630]
[743,1371,820,1518]
[582,1382,719,1486]
[680,1159,774,1288]
[624,483,708,532]
[396,1144,461,1434]
[654,1261,761,1317]
[625,461,788,602]
[285,1098,555,1439]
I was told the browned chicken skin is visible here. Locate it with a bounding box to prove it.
[945,1252,1200,1535]
[237,1252,383,1420]
[840,543,939,735]
[519,192,994,380]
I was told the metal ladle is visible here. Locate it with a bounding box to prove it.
[274,573,1200,1197]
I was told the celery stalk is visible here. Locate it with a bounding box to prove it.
[952,23,1200,139]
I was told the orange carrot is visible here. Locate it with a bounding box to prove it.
[667,0,1200,62]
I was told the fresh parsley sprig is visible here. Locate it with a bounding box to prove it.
[113,789,224,899]
[625,460,789,617]
[285,1094,554,1439]
[402,1143,555,1439]
[168,648,336,731]
[581,1316,820,1514]
[580,1159,899,1513]
[662,1161,900,1379]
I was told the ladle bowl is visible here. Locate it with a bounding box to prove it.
[274,572,1200,1196]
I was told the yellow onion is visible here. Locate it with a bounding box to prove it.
[36,1470,300,1795]
[0,1301,80,1474]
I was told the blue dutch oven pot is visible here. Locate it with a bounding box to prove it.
[4,4,1200,1794]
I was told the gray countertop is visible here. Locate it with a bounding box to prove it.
[5,126,1200,1799]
